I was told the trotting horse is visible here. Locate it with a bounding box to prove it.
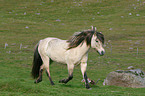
[31,26,105,89]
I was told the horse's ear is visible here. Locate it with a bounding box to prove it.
[95,27,97,32]
[91,26,94,30]
[91,26,97,32]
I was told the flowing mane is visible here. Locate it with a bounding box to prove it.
[67,30,104,49]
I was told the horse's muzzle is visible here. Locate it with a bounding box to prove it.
[99,51,105,56]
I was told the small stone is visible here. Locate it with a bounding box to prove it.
[25,26,29,29]
[129,13,132,15]
[136,14,140,16]
[56,19,61,22]
[24,12,26,15]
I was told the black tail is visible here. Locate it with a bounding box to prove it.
[31,43,43,79]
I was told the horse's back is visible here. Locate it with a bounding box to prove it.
[38,37,58,54]
[38,37,68,63]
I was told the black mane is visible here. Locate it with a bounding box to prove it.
[67,29,104,49]
[96,32,104,44]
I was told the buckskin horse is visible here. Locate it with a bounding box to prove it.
[31,26,105,89]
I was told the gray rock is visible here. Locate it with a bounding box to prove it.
[103,69,145,88]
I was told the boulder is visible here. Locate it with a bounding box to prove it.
[103,69,145,88]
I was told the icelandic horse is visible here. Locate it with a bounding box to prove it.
[31,26,105,89]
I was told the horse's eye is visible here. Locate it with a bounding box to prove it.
[96,40,98,42]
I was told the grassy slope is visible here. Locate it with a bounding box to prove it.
[0,0,145,95]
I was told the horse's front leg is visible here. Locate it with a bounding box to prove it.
[59,64,74,84]
[81,62,91,89]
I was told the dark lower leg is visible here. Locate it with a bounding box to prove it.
[34,69,43,83]
[46,71,55,85]
[84,72,90,89]
[59,73,73,84]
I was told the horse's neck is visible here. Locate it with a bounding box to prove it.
[75,42,90,56]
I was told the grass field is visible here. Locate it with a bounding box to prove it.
[0,0,145,95]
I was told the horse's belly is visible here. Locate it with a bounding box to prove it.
[49,54,66,64]
[48,50,82,65]
[46,48,67,64]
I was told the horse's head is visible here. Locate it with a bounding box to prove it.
[67,26,105,56]
[91,31,105,56]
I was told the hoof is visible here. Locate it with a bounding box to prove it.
[34,80,38,83]
[51,82,55,85]
[59,79,67,84]
[87,88,92,90]
[86,86,92,90]
[85,84,91,89]
[34,79,42,84]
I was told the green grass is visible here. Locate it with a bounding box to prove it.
[0,0,145,95]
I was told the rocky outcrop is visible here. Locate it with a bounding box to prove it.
[103,69,145,88]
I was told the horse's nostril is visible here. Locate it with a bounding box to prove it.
[101,51,104,55]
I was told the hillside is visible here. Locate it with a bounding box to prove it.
[0,0,145,95]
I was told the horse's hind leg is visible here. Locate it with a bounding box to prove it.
[34,65,44,83]
[43,57,55,85]
[46,67,55,85]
